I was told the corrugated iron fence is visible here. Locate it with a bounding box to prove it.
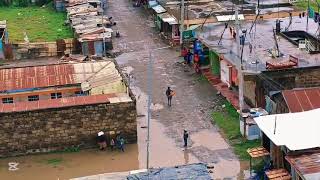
[3,38,81,60]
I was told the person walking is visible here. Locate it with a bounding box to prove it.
[119,137,125,152]
[166,87,174,106]
[110,138,115,151]
[183,130,189,147]
[97,131,107,151]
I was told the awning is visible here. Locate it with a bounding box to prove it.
[152,5,166,14]
[216,14,245,22]
[186,24,201,31]
[254,108,320,151]
[158,13,178,25]
[148,0,158,8]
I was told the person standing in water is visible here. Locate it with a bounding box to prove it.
[183,130,189,147]
[165,87,174,106]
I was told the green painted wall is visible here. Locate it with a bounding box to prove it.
[209,50,220,75]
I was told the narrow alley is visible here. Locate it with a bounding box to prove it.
[107,0,240,179]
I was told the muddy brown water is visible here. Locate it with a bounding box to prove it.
[0,144,138,180]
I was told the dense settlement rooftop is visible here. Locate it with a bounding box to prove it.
[0,61,132,113]
[197,16,320,72]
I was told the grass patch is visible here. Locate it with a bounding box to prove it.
[211,101,261,161]
[0,6,73,42]
[294,0,320,11]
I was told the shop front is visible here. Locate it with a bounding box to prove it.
[219,57,239,88]
[157,13,179,45]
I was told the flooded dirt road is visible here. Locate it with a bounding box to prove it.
[0,145,138,180]
[107,0,240,179]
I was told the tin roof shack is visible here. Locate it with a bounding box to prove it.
[66,3,113,56]
[286,151,320,180]
[254,108,320,172]
[0,60,137,157]
[54,0,102,12]
[79,31,112,56]
[264,87,320,115]
[197,16,320,109]
[0,20,7,60]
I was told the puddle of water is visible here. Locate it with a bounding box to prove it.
[191,129,229,150]
[0,145,138,180]
[133,85,198,168]
[138,119,198,169]
[191,129,240,179]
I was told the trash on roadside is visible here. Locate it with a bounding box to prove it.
[8,162,19,171]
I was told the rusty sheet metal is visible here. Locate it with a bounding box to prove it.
[0,94,116,113]
[0,64,76,91]
[286,152,320,179]
[282,88,320,113]
[0,62,112,92]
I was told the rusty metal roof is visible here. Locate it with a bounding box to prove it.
[0,94,112,113]
[286,151,320,179]
[0,93,132,113]
[0,62,114,92]
[282,88,320,113]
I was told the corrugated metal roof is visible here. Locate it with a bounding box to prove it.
[0,93,132,113]
[152,5,166,14]
[0,94,112,113]
[158,13,178,25]
[282,88,320,113]
[0,62,113,92]
[286,151,320,179]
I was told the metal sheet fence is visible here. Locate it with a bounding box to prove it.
[3,38,81,60]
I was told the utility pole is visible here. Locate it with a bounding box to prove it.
[146,50,152,170]
[307,0,310,32]
[101,1,106,57]
[235,6,245,137]
[180,0,185,47]
[145,46,170,170]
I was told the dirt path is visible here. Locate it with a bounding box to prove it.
[107,0,240,179]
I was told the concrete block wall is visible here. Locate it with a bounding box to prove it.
[295,68,320,88]
[0,101,137,157]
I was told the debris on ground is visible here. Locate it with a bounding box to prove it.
[127,163,212,180]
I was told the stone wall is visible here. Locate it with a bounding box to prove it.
[0,101,137,157]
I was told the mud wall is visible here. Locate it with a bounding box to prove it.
[0,101,137,157]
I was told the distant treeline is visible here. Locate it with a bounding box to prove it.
[0,0,53,7]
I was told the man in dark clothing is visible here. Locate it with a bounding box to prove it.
[166,87,173,106]
[97,131,107,151]
[183,130,189,147]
